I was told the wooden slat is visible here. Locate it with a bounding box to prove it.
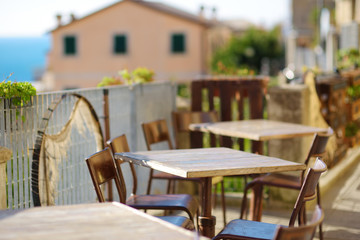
[116,148,305,178]
[0,202,208,240]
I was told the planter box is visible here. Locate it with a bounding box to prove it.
[0,97,34,132]
[342,69,360,86]
[347,98,360,121]
[345,131,360,147]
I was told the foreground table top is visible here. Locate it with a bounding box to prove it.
[0,202,208,240]
[189,119,328,141]
[116,147,305,178]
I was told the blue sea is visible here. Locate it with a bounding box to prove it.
[0,36,51,82]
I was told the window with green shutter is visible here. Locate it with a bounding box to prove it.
[64,35,77,55]
[171,33,186,53]
[114,35,127,54]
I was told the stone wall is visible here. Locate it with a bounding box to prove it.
[267,84,314,205]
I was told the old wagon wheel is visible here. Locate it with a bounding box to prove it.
[31,93,104,206]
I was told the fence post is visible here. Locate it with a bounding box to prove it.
[0,146,11,209]
[103,89,113,201]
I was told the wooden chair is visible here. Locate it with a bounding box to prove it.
[172,111,227,225]
[240,128,332,239]
[213,158,327,240]
[86,146,199,230]
[142,116,227,226]
[272,206,324,240]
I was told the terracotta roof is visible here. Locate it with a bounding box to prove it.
[51,0,210,32]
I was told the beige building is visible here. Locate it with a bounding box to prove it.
[292,0,335,47]
[335,0,360,49]
[45,0,211,90]
[335,0,360,26]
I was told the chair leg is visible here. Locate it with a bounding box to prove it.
[198,182,204,212]
[243,175,248,186]
[317,184,324,240]
[171,180,176,194]
[252,184,263,221]
[240,184,250,219]
[212,184,217,209]
[240,181,263,220]
[319,221,324,240]
[146,169,154,195]
[220,180,226,226]
[166,180,172,194]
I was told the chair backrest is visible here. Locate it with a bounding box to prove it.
[107,134,138,195]
[274,205,324,240]
[289,158,327,226]
[85,147,126,204]
[302,128,332,181]
[142,119,173,150]
[172,111,218,149]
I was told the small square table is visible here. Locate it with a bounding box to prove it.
[189,119,328,141]
[115,147,305,238]
[189,119,328,220]
[0,202,208,240]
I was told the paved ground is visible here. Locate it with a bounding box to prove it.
[211,149,360,240]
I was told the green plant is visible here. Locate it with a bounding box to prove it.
[337,48,360,71]
[97,76,123,87]
[345,122,359,137]
[0,74,36,106]
[98,67,154,87]
[347,85,360,100]
[119,67,154,85]
[0,74,36,122]
[211,25,284,76]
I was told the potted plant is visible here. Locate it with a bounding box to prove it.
[0,74,36,123]
[345,122,360,147]
[97,67,154,87]
[119,67,154,85]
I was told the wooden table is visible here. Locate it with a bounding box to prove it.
[0,202,208,240]
[189,119,328,222]
[189,119,327,141]
[115,148,305,238]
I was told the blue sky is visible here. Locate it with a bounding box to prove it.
[0,0,291,37]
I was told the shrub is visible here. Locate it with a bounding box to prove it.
[0,74,36,106]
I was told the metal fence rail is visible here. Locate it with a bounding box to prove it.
[0,82,176,209]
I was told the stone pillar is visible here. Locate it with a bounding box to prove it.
[285,30,297,68]
[267,84,313,206]
[326,26,337,72]
[0,146,12,209]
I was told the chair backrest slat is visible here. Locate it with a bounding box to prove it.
[142,119,173,150]
[107,134,138,195]
[302,128,332,181]
[274,205,324,240]
[172,111,218,149]
[289,158,327,226]
[85,148,126,203]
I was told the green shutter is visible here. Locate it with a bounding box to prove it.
[64,36,76,55]
[171,34,185,53]
[114,35,127,54]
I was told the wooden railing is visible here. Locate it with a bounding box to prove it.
[191,76,268,153]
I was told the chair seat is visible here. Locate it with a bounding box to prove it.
[157,216,195,230]
[214,219,280,240]
[251,173,301,190]
[127,194,198,220]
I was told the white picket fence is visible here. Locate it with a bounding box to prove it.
[0,82,176,209]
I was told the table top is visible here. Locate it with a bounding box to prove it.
[116,148,305,178]
[0,202,208,240]
[189,119,328,141]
